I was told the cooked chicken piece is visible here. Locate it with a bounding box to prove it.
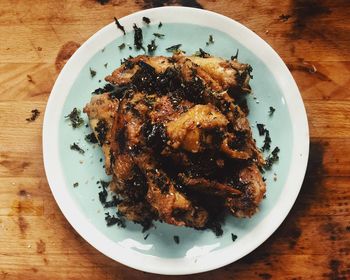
[83,93,119,174]
[225,164,266,217]
[84,51,267,232]
[166,104,228,153]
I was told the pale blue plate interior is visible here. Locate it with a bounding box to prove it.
[58,23,292,258]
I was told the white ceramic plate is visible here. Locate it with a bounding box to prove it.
[43,7,309,275]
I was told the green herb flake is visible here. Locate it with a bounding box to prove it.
[166,44,182,53]
[70,142,85,154]
[153,33,165,38]
[65,108,84,128]
[173,235,180,244]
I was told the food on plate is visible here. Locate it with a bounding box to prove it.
[84,52,266,233]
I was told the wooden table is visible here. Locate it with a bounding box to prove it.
[0,0,349,279]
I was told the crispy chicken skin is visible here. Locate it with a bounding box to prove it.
[84,52,266,231]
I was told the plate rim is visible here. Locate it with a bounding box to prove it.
[43,6,309,275]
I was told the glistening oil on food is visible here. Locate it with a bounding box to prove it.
[59,21,292,258]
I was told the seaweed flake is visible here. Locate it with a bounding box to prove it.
[262,130,271,151]
[269,106,276,116]
[89,68,96,78]
[158,22,162,28]
[133,24,144,51]
[142,16,151,24]
[206,34,214,45]
[70,143,85,154]
[147,39,157,54]
[65,108,84,128]
[195,48,210,58]
[85,133,98,144]
[264,147,280,170]
[166,44,182,52]
[114,17,126,35]
[153,33,165,38]
[104,212,126,227]
[256,123,265,136]
[173,235,180,244]
[73,182,79,188]
[118,43,125,50]
[231,49,239,60]
[231,233,238,242]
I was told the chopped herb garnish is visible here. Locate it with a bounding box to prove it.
[104,212,126,227]
[158,22,162,28]
[147,39,157,54]
[173,235,180,244]
[231,49,239,60]
[70,142,85,154]
[262,130,271,151]
[142,16,151,24]
[133,24,144,51]
[104,63,108,68]
[73,182,79,188]
[231,233,238,242]
[256,123,265,136]
[166,44,182,52]
[264,147,280,170]
[279,14,291,22]
[65,108,84,128]
[269,106,276,116]
[118,43,125,50]
[114,17,126,35]
[144,233,149,240]
[85,133,98,144]
[89,67,96,78]
[153,33,165,38]
[206,34,214,45]
[194,48,210,58]
[26,109,40,122]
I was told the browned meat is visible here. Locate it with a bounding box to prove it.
[83,93,119,174]
[84,52,266,233]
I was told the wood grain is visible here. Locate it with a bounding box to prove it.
[0,0,349,279]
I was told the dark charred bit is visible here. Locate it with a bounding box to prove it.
[85,132,98,144]
[26,109,40,122]
[95,120,108,144]
[142,16,151,24]
[153,172,171,194]
[258,273,272,280]
[279,14,291,22]
[89,67,96,78]
[173,235,180,244]
[147,39,158,54]
[133,24,144,51]
[104,212,126,227]
[70,143,85,154]
[114,17,126,35]
[195,48,211,58]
